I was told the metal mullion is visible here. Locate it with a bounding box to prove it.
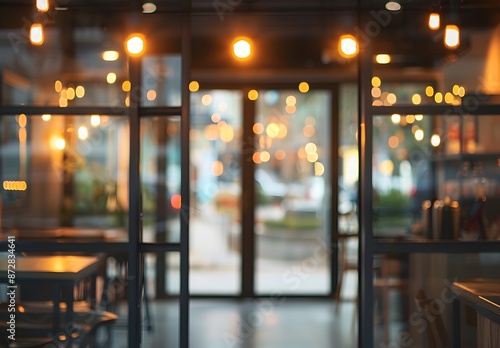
[373,241,500,254]
[179,10,191,348]
[127,50,142,348]
[369,104,500,116]
[139,243,182,252]
[139,107,182,116]
[0,106,128,116]
[241,88,256,297]
[330,85,340,297]
[358,7,374,348]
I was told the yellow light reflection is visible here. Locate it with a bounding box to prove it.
[425,86,434,97]
[201,94,212,106]
[371,76,381,87]
[106,72,117,84]
[253,152,262,164]
[248,89,259,101]
[379,160,394,176]
[388,136,399,148]
[147,90,157,101]
[452,85,460,95]
[431,134,441,147]
[122,81,131,92]
[414,129,424,141]
[67,87,75,100]
[189,81,200,92]
[305,142,317,155]
[211,161,224,176]
[445,92,454,104]
[375,54,391,64]
[260,151,271,163]
[314,162,325,176]
[303,125,315,137]
[3,181,28,191]
[391,114,401,124]
[415,114,424,121]
[55,80,62,92]
[386,93,397,104]
[220,124,234,143]
[18,114,27,128]
[285,105,296,114]
[275,149,286,160]
[78,126,89,140]
[277,124,288,139]
[90,115,101,128]
[298,82,309,93]
[211,113,221,123]
[406,115,415,124]
[266,123,280,138]
[412,94,421,105]
[434,92,443,103]
[75,86,85,98]
[102,51,119,61]
[371,88,381,98]
[285,96,296,106]
[307,153,319,163]
[253,123,264,134]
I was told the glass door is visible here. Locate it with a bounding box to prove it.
[253,89,333,295]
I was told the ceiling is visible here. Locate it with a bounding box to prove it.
[0,0,499,73]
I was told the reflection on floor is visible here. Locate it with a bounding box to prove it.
[111,299,358,348]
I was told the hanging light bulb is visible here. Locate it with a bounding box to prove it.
[30,23,44,45]
[338,34,358,59]
[444,24,460,49]
[428,13,440,30]
[36,0,49,12]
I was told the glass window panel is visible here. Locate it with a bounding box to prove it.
[371,15,500,106]
[189,90,243,295]
[372,114,500,242]
[141,116,181,244]
[0,25,129,106]
[1,115,129,242]
[372,252,500,347]
[141,55,181,107]
[254,89,331,295]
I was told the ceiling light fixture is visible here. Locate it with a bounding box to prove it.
[375,54,391,64]
[142,2,157,13]
[338,34,358,59]
[30,23,44,45]
[385,1,401,11]
[126,34,145,56]
[444,24,460,49]
[232,37,252,60]
[36,0,49,12]
[428,13,440,30]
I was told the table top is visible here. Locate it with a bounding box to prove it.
[452,279,500,318]
[0,226,127,242]
[0,254,101,282]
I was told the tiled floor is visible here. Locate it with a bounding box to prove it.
[111,298,358,348]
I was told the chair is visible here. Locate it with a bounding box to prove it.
[373,255,410,344]
[414,289,450,348]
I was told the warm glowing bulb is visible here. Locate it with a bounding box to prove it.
[30,24,44,45]
[339,35,358,58]
[414,129,424,141]
[55,138,66,150]
[376,54,391,64]
[299,82,309,93]
[42,114,51,121]
[372,76,381,87]
[391,114,401,124]
[102,51,119,61]
[431,134,441,147]
[36,0,49,12]
[126,34,145,56]
[106,72,117,84]
[78,126,89,140]
[90,115,101,128]
[189,81,200,92]
[75,86,85,98]
[428,13,440,30]
[248,89,259,101]
[385,1,401,11]
[233,38,252,59]
[444,25,460,49]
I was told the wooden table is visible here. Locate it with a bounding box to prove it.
[452,279,500,348]
[0,254,102,343]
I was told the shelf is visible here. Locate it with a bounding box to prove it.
[373,239,500,254]
[432,153,500,162]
